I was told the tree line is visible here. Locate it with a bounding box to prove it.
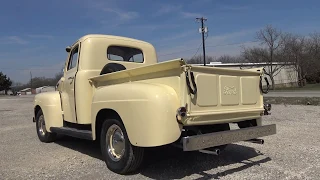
[11,71,63,93]
[185,25,320,88]
[2,24,320,94]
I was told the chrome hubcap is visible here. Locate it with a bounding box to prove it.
[38,115,46,136]
[106,124,125,161]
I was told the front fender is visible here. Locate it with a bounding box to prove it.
[34,91,63,132]
[91,82,182,147]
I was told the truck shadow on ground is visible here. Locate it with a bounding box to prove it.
[55,136,271,179]
[140,145,271,180]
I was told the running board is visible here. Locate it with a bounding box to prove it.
[50,127,93,140]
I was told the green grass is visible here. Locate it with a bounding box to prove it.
[264,97,320,106]
[271,83,320,91]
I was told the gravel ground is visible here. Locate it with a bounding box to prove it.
[0,95,319,180]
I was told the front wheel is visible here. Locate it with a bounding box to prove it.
[35,109,57,143]
[100,119,144,174]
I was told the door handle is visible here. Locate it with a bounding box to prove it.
[68,77,74,80]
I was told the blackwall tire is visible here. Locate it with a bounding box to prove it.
[35,109,57,143]
[100,63,126,75]
[100,118,144,174]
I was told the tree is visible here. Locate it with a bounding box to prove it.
[217,55,245,63]
[53,69,64,84]
[0,72,13,95]
[281,33,306,86]
[11,67,64,92]
[303,32,320,83]
[185,55,215,64]
[241,25,286,89]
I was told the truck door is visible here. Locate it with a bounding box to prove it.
[60,44,79,123]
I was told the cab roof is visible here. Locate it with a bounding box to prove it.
[72,34,152,47]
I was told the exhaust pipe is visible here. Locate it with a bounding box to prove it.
[246,138,264,144]
[199,148,220,155]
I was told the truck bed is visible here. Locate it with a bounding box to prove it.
[89,59,265,125]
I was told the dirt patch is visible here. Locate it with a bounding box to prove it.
[264,97,320,106]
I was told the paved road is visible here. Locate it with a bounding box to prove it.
[265,91,320,97]
[1,96,320,179]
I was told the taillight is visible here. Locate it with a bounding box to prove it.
[264,103,271,111]
[176,106,187,121]
[177,107,187,117]
[263,103,272,115]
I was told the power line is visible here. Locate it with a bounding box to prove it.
[0,40,261,71]
[190,42,203,60]
[206,40,259,48]
[158,47,204,57]
[190,34,208,60]
[157,40,258,57]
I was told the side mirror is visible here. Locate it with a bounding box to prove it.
[66,46,71,52]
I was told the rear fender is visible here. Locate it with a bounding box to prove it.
[33,91,63,132]
[91,82,182,147]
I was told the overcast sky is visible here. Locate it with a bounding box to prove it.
[1,0,320,83]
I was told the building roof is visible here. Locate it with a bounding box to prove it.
[20,88,31,92]
[190,62,294,67]
[36,86,54,89]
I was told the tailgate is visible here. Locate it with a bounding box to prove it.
[182,65,265,125]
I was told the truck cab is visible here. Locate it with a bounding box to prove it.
[33,34,276,175]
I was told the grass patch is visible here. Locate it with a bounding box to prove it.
[271,83,320,91]
[264,97,320,106]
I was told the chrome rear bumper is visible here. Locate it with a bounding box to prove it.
[182,124,276,151]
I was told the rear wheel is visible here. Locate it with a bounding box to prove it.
[35,109,57,143]
[100,63,126,75]
[100,118,144,174]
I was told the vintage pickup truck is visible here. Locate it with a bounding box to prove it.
[33,34,276,174]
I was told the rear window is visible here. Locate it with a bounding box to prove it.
[107,46,144,63]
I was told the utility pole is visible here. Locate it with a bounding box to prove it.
[196,17,208,66]
[30,71,32,90]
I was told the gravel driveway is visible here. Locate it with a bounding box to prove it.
[0,95,319,180]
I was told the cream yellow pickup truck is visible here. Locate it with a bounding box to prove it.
[33,34,276,174]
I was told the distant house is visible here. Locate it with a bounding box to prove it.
[36,86,55,93]
[20,88,32,95]
[191,62,298,88]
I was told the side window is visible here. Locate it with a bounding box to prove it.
[129,53,144,63]
[107,46,144,63]
[67,46,79,70]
